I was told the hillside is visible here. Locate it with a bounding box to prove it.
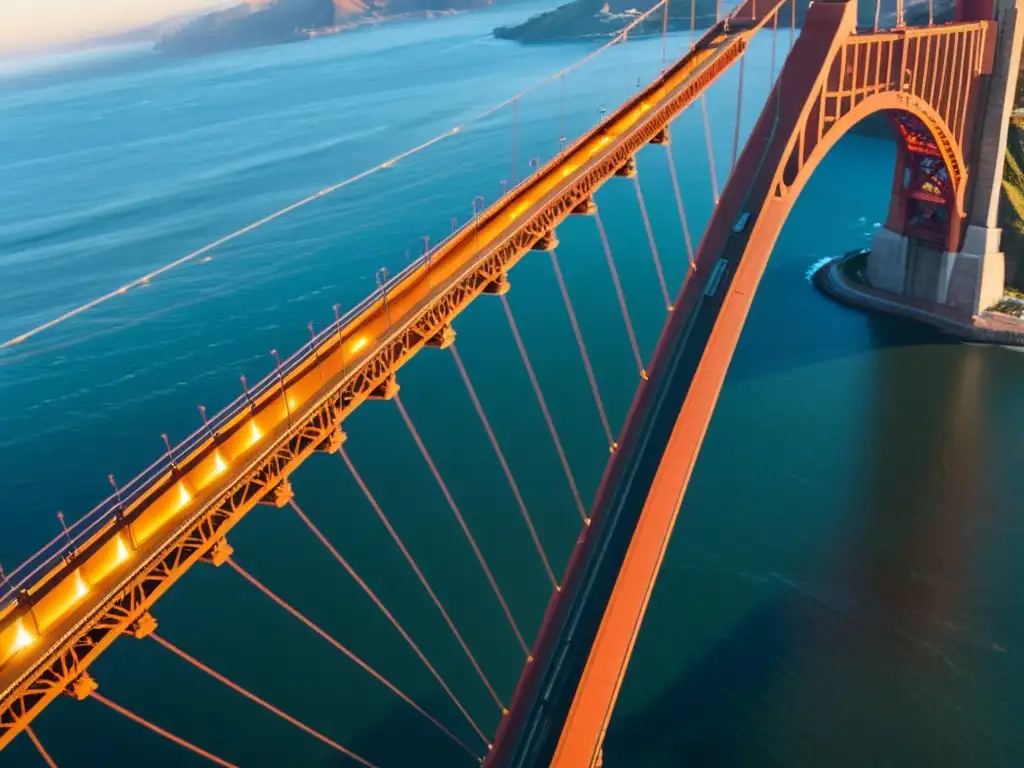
[157,0,490,56]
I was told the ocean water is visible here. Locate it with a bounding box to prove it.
[2,3,1024,766]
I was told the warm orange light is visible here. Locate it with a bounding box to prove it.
[177,482,192,509]
[115,536,130,564]
[350,336,368,354]
[287,395,298,412]
[12,622,34,652]
[74,570,89,600]
[212,451,227,477]
[249,421,262,445]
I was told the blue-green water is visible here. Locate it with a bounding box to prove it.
[2,4,1024,766]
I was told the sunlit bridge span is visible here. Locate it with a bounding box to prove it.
[1,0,1019,764]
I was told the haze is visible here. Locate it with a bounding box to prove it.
[0,0,229,53]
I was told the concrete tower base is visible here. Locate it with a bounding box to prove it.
[866,226,1005,316]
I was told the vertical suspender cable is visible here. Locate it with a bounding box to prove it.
[500,294,589,524]
[394,395,531,657]
[661,0,670,72]
[90,691,238,767]
[287,499,489,746]
[225,557,478,759]
[559,75,566,154]
[512,97,520,184]
[338,447,505,712]
[731,56,746,172]
[928,0,934,25]
[548,249,617,452]
[593,211,647,379]
[25,727,57,768]
[792,0,797,47]
[665,147,696,269]
[631,173,673,311]
[149,633,380,767]
[450,345,558,590]
[701,95,719,204]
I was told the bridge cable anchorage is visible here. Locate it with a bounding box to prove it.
[665,146,696,270]
[700,94,720,204]
[336,446,506,712]
[149,632,380,767]
[449,345,559,591]
[393,395,531,658]
[592,210,647,380]
[286,498,491,746]
[630,174,673,312]
[547,250,617,453]
[731,57,746,172]
[224,557,480,759]
[25,727,57,768]
[0,0,670,354]
[499,294,589,525]
[89,691,237,767]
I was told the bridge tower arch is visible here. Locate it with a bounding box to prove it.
[526,2,1021,766]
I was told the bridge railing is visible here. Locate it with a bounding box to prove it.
[0,199,493,609]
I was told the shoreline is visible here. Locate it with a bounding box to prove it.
[812,249,1024,347]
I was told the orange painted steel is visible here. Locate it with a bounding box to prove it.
[0,11,758,746]
[489,2,996,765]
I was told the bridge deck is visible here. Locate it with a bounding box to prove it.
[0,17,753,748]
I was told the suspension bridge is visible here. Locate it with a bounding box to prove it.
[1,0,1021,763]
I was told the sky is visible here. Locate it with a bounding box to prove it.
[0,0,229,53]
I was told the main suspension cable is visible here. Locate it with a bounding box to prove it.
[547,249,616,452]
[631,172,672,312]
[499,294,589,525]
[224,557,478,759]
[286,498,489,746]
[337,447,504,712]
[665,148,696,269]
[593,211,646,379]
[1,0,672,352]
[394,395,530,657]
[449,345,558,590]
[150,632,378,767]
[25,727,57,768]
[90,691,237,767]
